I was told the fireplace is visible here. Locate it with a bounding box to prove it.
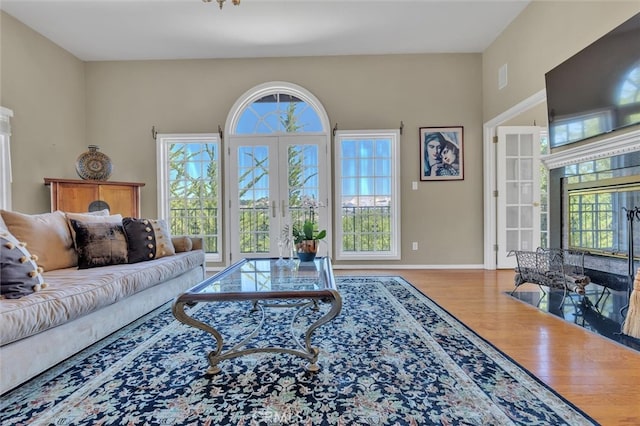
[543,128,640,290]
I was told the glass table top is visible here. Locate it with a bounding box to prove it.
[182,257,336,300]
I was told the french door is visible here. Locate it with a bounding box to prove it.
[496,126,542,269]
[228,134,328,261]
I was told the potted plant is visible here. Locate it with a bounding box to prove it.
[291,196,326,262]
[292,219,326,261]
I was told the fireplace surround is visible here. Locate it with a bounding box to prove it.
[543,128,640,290]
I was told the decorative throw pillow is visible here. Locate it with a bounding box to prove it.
[0,210,76,271]
[121,218,156,263]
[66,209,110,218]
[65,211,121,247]
[70,219,128,269]
[150,219,176,258]
[122,218,176,263]
[172,236,193,253]
[1,231,46,299]
[0,214,7,232]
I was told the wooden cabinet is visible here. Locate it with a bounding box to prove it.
[44,178,145,217]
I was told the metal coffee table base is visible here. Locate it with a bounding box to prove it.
[172,296,342,374]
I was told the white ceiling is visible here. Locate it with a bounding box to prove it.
[0,0,530,61]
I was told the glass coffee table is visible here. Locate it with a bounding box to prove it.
[172,257,342,374]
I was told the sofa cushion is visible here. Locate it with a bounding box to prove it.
[70,220,128,269]
[0,250,205,345]
[0,210,76,272]
[0,231,46,299]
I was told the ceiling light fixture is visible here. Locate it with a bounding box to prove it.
[202,0,240,10]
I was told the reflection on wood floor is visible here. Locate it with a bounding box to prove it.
[509,281,640,352]
[335,268,640,426]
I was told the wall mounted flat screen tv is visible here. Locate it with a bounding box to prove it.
[545,12,640,148]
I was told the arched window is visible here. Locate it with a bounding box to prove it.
[227,82,328,136]
[617,62,640,125]
[618,64,640,105]
[225,82,331,262]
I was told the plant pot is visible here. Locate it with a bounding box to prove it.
[296,240,319,262]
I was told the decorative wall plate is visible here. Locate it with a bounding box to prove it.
[76,145,112,181]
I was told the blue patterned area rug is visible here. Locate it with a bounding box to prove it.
[2,276,598,425]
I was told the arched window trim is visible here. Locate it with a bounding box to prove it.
[225,81,330,136]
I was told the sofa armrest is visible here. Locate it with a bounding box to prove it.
[171,236,204,253]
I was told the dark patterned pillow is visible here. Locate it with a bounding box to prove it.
[1,231,46,299]
[70,220,128,269]
[122,218,176,263]
[122,218,156,263]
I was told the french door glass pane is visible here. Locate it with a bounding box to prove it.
[237,145,270,253]
[288,144,321,225]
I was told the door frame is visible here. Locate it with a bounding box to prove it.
[495,125,542,269]
[223,81,332,265]
[483,89,546,269]
[227,134,329,261]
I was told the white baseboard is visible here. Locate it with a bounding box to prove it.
[206,263,485,273]
[331,264,485,270]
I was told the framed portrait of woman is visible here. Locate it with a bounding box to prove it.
[419,126,464,181]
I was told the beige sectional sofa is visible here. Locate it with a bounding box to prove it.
[0,210,206,394]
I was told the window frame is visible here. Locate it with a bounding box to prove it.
[156,133,222,262]
[549,108,613,148]
[566,175,639,258]
[224,81,331,263]
[0,107,13,211]
[334,129,401,261]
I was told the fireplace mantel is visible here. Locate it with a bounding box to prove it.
[542,127,640,170]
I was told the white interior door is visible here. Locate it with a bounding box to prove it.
[228,134,328,261]
[496,126,542,269]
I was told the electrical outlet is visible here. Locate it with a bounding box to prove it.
[412,242,418,251]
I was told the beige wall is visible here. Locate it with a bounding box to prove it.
[482,0,640,124]
[0,12,86,213]
[84,55,485,266]
[1,13,485,266]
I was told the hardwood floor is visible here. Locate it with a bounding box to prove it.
[335,269,640,426]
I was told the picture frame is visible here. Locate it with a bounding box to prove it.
[419,126,464,181]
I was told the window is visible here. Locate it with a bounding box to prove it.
[226,82,330,261]
[564,152,640,258]
[567,180,639,257]
[565,158,614,184]
[334,130,400,260]
[0,107,13,210]
[618,63,640,126]
[235,93,323,134]
[549,110,613,148]
[539,131,549,248]
[156,134,222,262]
